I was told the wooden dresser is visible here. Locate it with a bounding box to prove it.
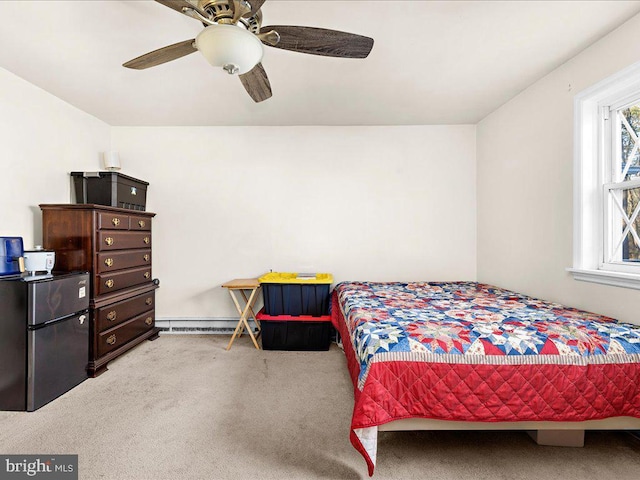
[40,204,159,376]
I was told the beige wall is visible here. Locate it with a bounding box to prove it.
[477,14,640,325]
[0,67,110,247]
[0,63,476,322]
[112,126,477,319]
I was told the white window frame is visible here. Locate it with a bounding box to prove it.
[569,61,640,290]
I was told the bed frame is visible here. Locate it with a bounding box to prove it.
[379,417,640,447]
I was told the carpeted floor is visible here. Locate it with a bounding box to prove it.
[1,335,640,479]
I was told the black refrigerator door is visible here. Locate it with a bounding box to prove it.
[27,312,89,411]
[0,279,27,410]
[28,273,90,326]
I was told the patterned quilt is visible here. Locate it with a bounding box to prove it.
[332,281,640,475]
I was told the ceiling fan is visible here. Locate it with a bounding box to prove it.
[123,0,374,103]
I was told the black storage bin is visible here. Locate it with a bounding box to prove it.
[261,283,331,316]
[71,172,148,211]
[257,312,332,351]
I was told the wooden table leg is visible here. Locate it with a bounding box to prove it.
[226,290,245,350]
[241,288,260,350]
[226,287,260,350]
[240,289,261,331]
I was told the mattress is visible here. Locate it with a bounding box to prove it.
[331,281,640,475]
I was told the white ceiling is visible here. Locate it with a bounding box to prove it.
[1,0,639,126]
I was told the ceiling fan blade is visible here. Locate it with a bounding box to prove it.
[245,0,267,17]
[260,25,374,59]
[155,0,208,19]
[239,63,272,103]
[123,39,196,70]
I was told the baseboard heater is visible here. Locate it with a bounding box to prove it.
[156,318,259,334]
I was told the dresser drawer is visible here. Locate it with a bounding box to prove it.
[96,249,151,273]
[129,215,151,231]
[96,266,152,295]
[97,310,155,357]
[97,211,130,230]
[96,290,155,331]
[97,231,151,251]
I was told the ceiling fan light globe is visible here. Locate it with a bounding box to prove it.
[195,24,263,75]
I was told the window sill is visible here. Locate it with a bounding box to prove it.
[567,268,640,290]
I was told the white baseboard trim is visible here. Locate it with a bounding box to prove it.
[156,317,258,334]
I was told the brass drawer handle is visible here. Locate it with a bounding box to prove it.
[107,310,117,322]
[143,237,150,245]
[138,220,146,228]
[143,254,150,262]
[105,258,114,267]
[145,297,153,306]
[145,317,153,326]
[144,272,150,279]
[106,334,117,345]
[105,279,114,289]
[112,217,121,227]
[105,237,114,246]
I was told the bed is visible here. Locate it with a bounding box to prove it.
[331,281,640,475]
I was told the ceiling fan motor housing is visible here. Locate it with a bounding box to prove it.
[197,0,234,22]
[194,0,262,32]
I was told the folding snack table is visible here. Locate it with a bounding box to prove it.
[222,278,261,350]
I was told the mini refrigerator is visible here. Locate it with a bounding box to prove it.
[0,272,90,411]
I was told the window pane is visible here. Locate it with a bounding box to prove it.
[621,186,640,262]
[619,106,640,181]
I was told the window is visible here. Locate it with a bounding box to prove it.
[570,62,640,289]
[603,102,640,271]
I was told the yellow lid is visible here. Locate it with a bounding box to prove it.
[258,272,333,284]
